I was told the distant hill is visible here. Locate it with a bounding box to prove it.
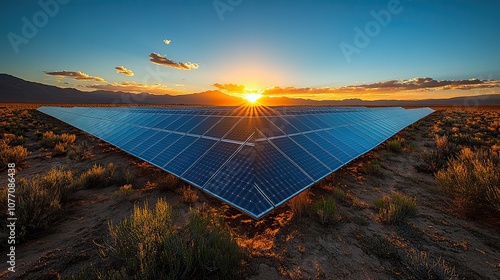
[0,74,245,106]
[1,73,499,106]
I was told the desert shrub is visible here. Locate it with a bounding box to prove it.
[52,142,67,157]
[386,139,403,153]
[157,174,181,191]
[78,164,108,188]
[67,141,91,161]
[179,186,199,204]
[362,158,385,178]
[41,131,76,148]
[435,135,449,151]
[113,184,134,199]
[124,170,136,185]
[2,133,24,146]
[313,198,336,225]
[0,141,29,168]
[402,249,458,279]
[104,199,245,279]
[332,185,348,203]
[436,148,500,215]
[288,189,311,217]
[61,133,76,144]
[374,193,417,224]
[414,149,448,174]
[15,167,74,240]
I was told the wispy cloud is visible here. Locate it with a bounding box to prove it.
[87,81,183,95]
[45,70,105,82]
[163,39,171,45]
[149,52,199,70]
[115,66,134,76]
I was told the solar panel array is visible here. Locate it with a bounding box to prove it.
[38,106,434,218]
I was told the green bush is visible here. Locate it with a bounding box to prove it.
[386,139,403,153]
[15,167,75,240]
[362,158,385,178]
[374,193,417,224]
[436,148,500,215]
[102,199,245,279]
[313,198,336,225]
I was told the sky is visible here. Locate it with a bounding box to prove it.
[1,0,500,101]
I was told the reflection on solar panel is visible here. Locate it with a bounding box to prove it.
[38,106,434,218]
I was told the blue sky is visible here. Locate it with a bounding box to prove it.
[1,0,499,100]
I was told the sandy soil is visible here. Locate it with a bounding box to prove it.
[0,107,499,279]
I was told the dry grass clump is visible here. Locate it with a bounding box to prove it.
[77,164,109,188]
[157,174,182,191]
[436,147,500,215]
[41,131,76,148]
[179,186,199,204]
[67,140,91,160]
[0,140,29,168]
[288,189,312,218]
[402,249,458,279]
[113,184,134,199]
[1,133,25,146]
[89,199,245,279]
[313,197,336,225]
[374,193,417,224]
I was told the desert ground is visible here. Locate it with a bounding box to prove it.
[0,104,499,279]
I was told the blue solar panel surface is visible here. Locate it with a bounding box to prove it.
[38,106,434,218]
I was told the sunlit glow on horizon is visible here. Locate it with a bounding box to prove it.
[244,93,262,103]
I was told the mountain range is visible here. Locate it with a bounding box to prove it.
[1,74,499,106]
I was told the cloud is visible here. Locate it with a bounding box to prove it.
[45,70,105,82]
[115,66,134,76]
[260,78,500,97]
[87,81,183,95]
[163,39,171,45]
[149,52,199,70]
[212,83,246,93]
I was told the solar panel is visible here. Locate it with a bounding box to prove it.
[38,105,434,218]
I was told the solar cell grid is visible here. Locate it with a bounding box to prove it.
[38,105,433,218]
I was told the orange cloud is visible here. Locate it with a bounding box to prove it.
[149,52,199,70]
[87,81,184,95]
[212,83,246,93]
[261,78,500,97]
[115,66,134,76]
[45,70,105,82]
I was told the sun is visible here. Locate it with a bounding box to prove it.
[244,93,262,103]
